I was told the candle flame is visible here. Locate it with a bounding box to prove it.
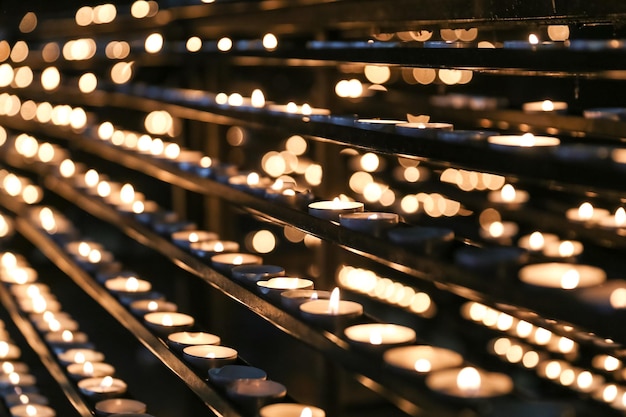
[456,367,481,394]
[528,33,539,44]
[147,301,159,311]
[541,100,555,111]
[188,232,199,243]
[200,156,212,168]
[88,249,102,263]
[214,242,225,252]
[369,329,383,345]
[19,394,28,404]
[283,189,296,196]
[48,319,61,332]
[161,314,174,326]
[610,287,626,308]
[271,179,284,191]
[83,361,94,376]
[125,277,139,292]
[528,231,545,251]
[205,352,216,359]
[0,342,8,357]
[328,287,340,315]
[311,291,319,301]
[560,268,580,289]
[74,352,86,364]
[500,184,516,202]
[286,102,298,113]
[78,241,91,257]
[616,208,626,226]
[32,296,47,313]
[62,330,74,342]
[233,255,244,265]
[9,372,20,385]
[132,200,145,214]
[301,103,312,115]
[578,202,594,220]
[246,172,260,186]
[2,362,14,373]
[520,133,536,147]
[367,214,379,220]
[43,311,55,323]
[558,241,575,257]
[414,358,432,373]
[300,407,313,417]
[488,221,504,238]
[99,376,113,388]
[25,405,36,416]
[120,183,135,204]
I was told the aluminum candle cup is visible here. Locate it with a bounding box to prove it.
[167,332,221,354]
[517,232,559,253]
[208,365,267,389]
[182,345,238,372]
[226,379,287,413]
[260,403,326,417]
[9,404,56,417]
[280,290,331,311]
[104,276,152,300]
[383,345,465,376]
[256,278,314,301]
[487,133,560,148]
[518,263,606,290]
[0,267,38,285]
[395,122,454,139]
[44,331,91,351]
[344,323,417,350]
[67,362,115,381]
[0,362,30,375]
[308,200,364,222]
[299,289,363,330]
[0,372,37,389]
[10,283,50,299]
[0,343,21,361]
[231,265,285,285]
[171,230,219,249]
[143,312,195,337]
[129,300,177,316]
[211,253,263,274]
[95,399,147,417]
[77,376,127,400]
[387,226,455,256]
[426,366,513,399]
[57,349,105,365]
[189,240,240,259]
[354,119,404,132]
[522,100,568,113]
[339,212,399,237]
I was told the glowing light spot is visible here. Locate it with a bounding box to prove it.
[364,65,391,84]
[262,33,278,50]
[79,73,97,93]
[145,33,163,53]
[217,37,232,52]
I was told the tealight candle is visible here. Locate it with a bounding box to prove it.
[395,122,454,139]
[189,240,240,259]
[171,230,219,249]
[167,331,221,354]
[260,403,326,417]
[0,267,38,285]
[10,283,50,299]
[599,207,626,229]
[226,379,287,413]
[257,277,314,300]
[426,366,513,398]
[487,133,560,148]
[299,288,363,329]
[34,316,79,333]
[0,343,21,360]
[522,100,568,113]
[18,296,62,314]
[57,349,104,365]
[280,290,331,311]
[67,361,115,380]
[542,240,584,259]
[354,119,405,132]
[338,212,399,237]
[129,299,177,316]
[66,241,104,258]
[228,173,272,196]
[208,365,267,389]
[44,330,91,350]
[0,362,29,374]
[487,184,530,206]
[308,199,364,222]
[0,372,36,389]
[565,202,610,223]
[344,323,416,348]
[383,345,464,375]
[182,345,238,372]
[95,398,147,417]
[9,404,56,417]
[231,265,285,284]
[517,232,559,252]
[387,226,455,256]
[77,376,127,400]
[144,312,195,337]
[104,276,152,299]
[211,253,263,274]
[4,392,48,407]
[479,221,519,243]
[519,263,606,289]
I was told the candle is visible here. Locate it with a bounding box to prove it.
[0,342,21,361]
[18,295,62,314]
[94,398,147,417]
[228,173,272,195]
[129,299,177,316]
[211,253,263,274]
[299,288,363,329]
[542,239,584,259]
[338,212,399,237]
[77,376,127,399]
[9,404,56,417]
[522,100,568,113]
[67,361,115,380]
[0,267,38,285]
[517,232,559,252]
[599,207,626,229]
[57,349,105,365]
[383,345,464,375]
[143,312,195,337]
[65,241,104,257]
[343,323,416,348]
[479,221,519,243]
[0,362,30,374]
[192,156,217,178]
[426,366,513,398]
[182,345,238,372]
[44,330,91,350]
[280,290,331,311]
[4,393,49,408]
[104,276,152,299]
[174,150,204,172]
[208,365,267,389]
[167,331,221,354]
[231,265,285,284]
[33,315,79,333]
[260,403,326,417]
[395,122,455,139]
[257,277,314,300]
[189,240,240,259]
[518,263,606,289]
[354,119,405,132]
[226,379,287,413]
[574,279,626,311]
[0,372,37,388]
[565,202,610,223]
[487,184,529,206]
[387,226,455,256]
[487,133,560,148]
[171,230,219,249]
[308,199,364,222]
[10,283,50,299]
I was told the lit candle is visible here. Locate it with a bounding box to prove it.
[9,404,56,417]
[388,226,455,256]
[487,133,560,148]
[260,403,326,417]
[0,372,36,389]
[308,199,364,222]
[565,202,610,223]
[4,393,49,408]
[231,264,285,285]
[228,172,272,195]
[479,221,519,243]
[143,312,195,337]
[517,231,559,252]
[522,100,568,113]
[599,207,626,229]
[182,345,238,372]
[18,295,62,314]
[0,362,29,374]
[426,366,513,398]
[0,267,38,285]
[395,122,455,139]
[33,315,79,333]
[280,289,331,311]
[10,283,50,299]
[256,277,314,300]
[353,119,405,132]
[67,361,115,381]
[167,331,221,354]
[542,239,584,259]
[104,276,152,299]
[77,376,127,399]
[338,212,399,237]
[94,398,147,416]
[519,263,606,289]
[44,330,91,350]
[211,253,263,274]
[129,299,177,316]
[226,379,287,413]
[0,342,21,361]
[189,240,240,259]
[171,230,219,249]
[344,323,416,349]
[57,349,105,365]
[383,345,464,375]
[299,288,363,329]
[208,364,267,389]
[487,184,529,206]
